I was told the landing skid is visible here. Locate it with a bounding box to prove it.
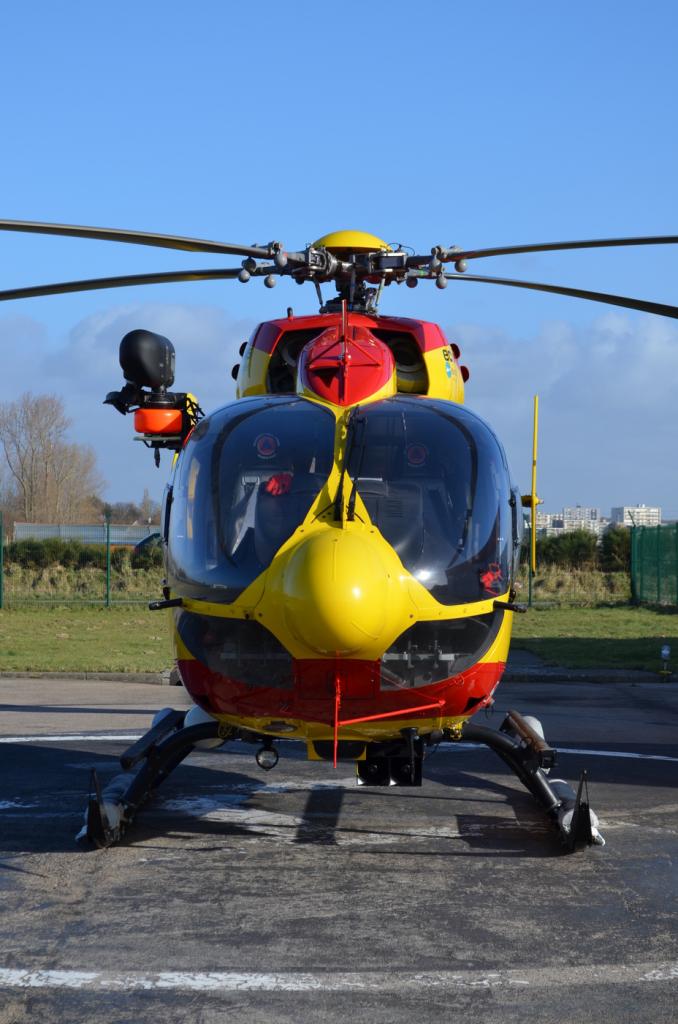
[461,710,605,851]
[78,710,226,848]
[78,708,604,851]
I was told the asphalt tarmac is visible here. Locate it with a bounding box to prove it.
[1,675,677,1023]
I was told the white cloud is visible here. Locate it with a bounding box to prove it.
[449,312,678,515]
[0,303,257,502]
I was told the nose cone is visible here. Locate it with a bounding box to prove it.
[281,530,401,656]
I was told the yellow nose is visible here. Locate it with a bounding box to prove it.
[280,529,406,656]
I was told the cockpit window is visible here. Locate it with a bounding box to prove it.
[346,397,511,605]
[168,397,335,602]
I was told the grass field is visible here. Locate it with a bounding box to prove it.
[511,605,678,671]
[0,606,173,673]
[1,602,677,674]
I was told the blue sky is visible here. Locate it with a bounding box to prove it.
[1,1,677,514]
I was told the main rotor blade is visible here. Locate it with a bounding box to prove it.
[444,272,678,319]
[455,235,678,262]
[0,219,274,259]
[0,267,247,302]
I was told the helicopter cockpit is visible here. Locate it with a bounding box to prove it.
[167,393,518,611]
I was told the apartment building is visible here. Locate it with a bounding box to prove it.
[611,505,661,527]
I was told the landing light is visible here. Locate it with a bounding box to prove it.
[255,744,279,771]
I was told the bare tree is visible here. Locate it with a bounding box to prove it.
[0,459,20,533]
[90,489,161,525]
[0,393,104,522]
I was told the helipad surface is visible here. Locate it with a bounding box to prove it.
[1,676,677,1023]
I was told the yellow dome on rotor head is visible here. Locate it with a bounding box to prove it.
[313,230,392,254]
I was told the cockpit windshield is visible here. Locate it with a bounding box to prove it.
[167,397,335,602]
[346,397,512,605]
[168,393,513,608]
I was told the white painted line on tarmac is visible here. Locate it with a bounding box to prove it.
[0,963,677,992]
[0,734,142,743]
[434,742,678,763]
[557,746,678,763]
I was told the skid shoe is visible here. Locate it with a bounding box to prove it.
[461,710,605,851]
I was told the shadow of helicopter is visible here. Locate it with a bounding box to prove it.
[515,634,678,671]
[3,730,673,859]
[0,742,256,856]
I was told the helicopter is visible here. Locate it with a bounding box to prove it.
[2,220,678,852]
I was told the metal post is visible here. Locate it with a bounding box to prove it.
[0,511,4,610]
[530,395,539,576]
[630,527,637,604]
[528,395,539,608]
[656,524,661,605]
[105,511,111,609]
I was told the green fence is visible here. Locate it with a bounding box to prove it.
[0,513,163,608]
[631,524,678,606]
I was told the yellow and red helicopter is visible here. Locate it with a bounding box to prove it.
[2,220,678,851]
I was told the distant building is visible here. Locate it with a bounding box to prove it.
[536,503,661,537]
[536,511,563,537]
[611,505,661,528]
[562,506,603,535]
[537,505,604,537]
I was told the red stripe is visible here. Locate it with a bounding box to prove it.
[178,657,505,727]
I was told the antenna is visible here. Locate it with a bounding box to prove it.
[339,299,348,405]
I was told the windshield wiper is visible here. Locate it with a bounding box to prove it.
[346,415,367,521]
[334,407,363,521]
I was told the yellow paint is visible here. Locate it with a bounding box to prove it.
[531,394,540,574]
[187,708,470,745]
[237,345,271,397]
[478,606,513,666]
[422,346,465,402]
[260,521,415,658]
[306,743,368,761]
[185,459,199,541]
[313,230,392,253]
